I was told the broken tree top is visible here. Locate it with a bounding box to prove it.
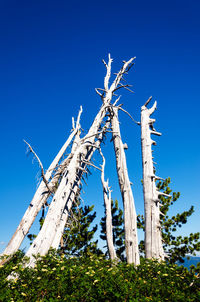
[2,55,142,266]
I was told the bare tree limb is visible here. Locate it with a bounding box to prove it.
[144,96,152,107]
[82,160,102,171]
[24,140,53,194]
[117,106,140,125]
[1,106,83,257]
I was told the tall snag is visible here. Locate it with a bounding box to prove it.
[24,55,136,266]
[141,97,168,260]
[100,148,118,261]
[110,107,140,265]
[1,107,82,258]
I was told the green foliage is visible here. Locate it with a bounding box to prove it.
[59,198,102,257]
[28,198,101,257]
[137,177,200,263]
[100,199,125,260]
[0,251,199,301]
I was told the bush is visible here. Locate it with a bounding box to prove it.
[0,251,199,301]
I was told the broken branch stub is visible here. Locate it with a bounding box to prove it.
[141,98,165,261]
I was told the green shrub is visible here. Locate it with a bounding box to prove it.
[0,251,199,301]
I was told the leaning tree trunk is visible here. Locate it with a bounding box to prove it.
[51,119,111,249]
[1,107,82,258]
[110,107,140,265]
[141,97,168,260]
[25,55,136,266]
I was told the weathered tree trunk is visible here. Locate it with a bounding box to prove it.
[51,119,111,250]
[25,55,136,266]
[1,108,82,258]
[110,107,140,265]
[141,97,166,260]
[100,148,117,261]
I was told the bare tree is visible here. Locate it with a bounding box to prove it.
[141,97,168,260]
[24,55,136,266]
[100,148,118,261]
[110,107,140,265]
[1,55,140,268]
[1,107,82,258]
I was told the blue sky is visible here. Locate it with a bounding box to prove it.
[0,0,200,253]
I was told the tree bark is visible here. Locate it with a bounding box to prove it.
[110,107,140,265]
[141,98,165,260]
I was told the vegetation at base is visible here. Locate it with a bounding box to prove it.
[0,250,199,302]
[3,177,199,301]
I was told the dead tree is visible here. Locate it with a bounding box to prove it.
[1,107,82,257]
[51,119,111,250]
[141,97,168,260]
[100,148,118,261]
[23,55,136,266]
[110,107,140,265]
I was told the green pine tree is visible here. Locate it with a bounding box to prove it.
[59,197,102,257]
[137,177,200,263]
[28,199,101,257]
[100,199,125,260]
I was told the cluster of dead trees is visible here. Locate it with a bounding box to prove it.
[1,55,167,266]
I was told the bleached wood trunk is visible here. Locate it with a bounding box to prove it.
[51,119,110,249]
[1,108,82,258]
[25,55,135,266]
[25,109,109,266]
[141,98,165,260]
[100,149,117,261]
[111,107,140,265]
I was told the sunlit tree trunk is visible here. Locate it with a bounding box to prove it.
[1,107,82,258]
[111,107,140,265]
[100,148,117,261]
[141,97,167,260]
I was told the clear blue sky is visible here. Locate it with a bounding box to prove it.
[0,0,200,253]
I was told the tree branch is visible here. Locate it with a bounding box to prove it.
[144,96,152,107]
[24,140,53,194]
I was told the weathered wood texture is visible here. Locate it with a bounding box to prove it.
[51,119,110,250]
[111,107,140,265]
[141,98,165,260]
